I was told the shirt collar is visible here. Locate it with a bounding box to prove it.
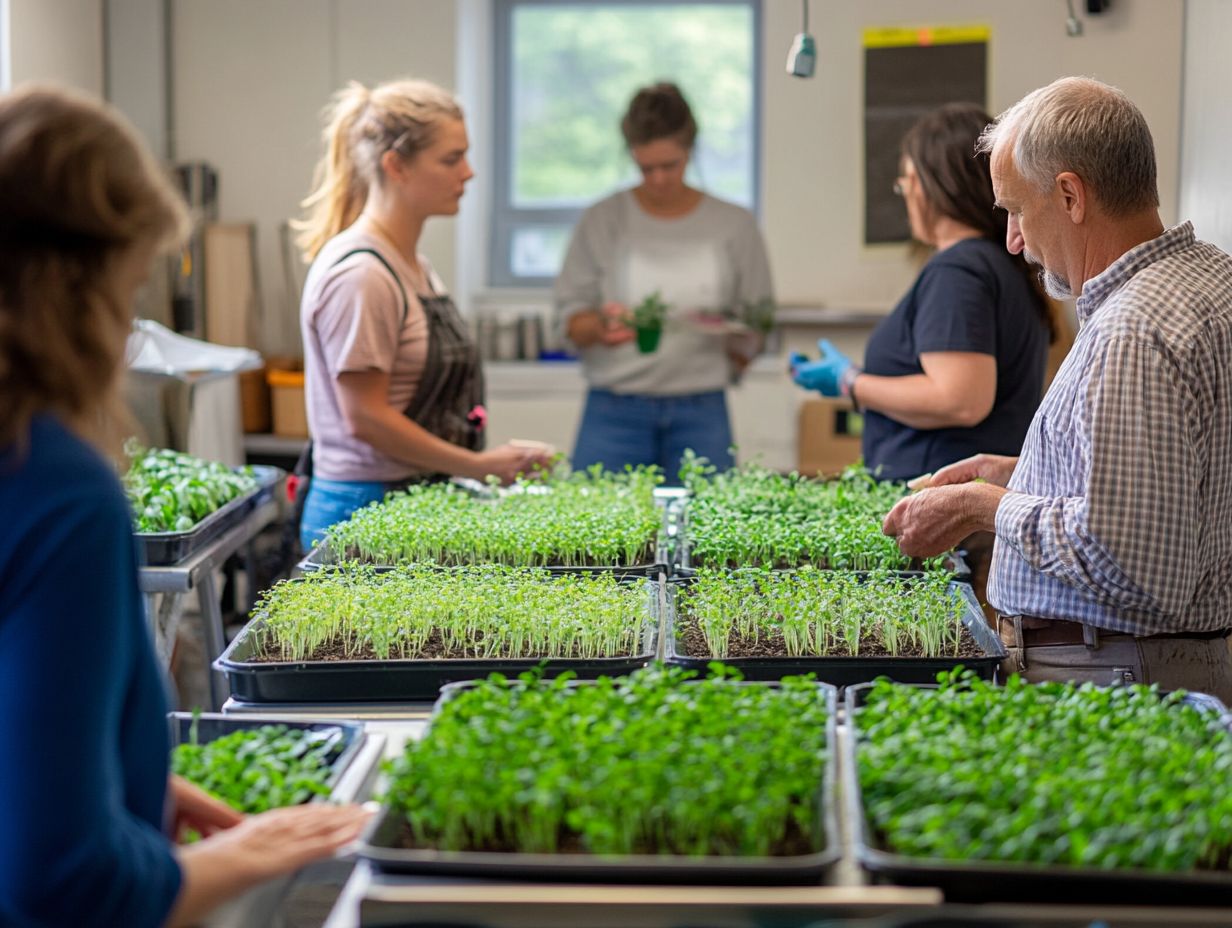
[1075,221,1195,323]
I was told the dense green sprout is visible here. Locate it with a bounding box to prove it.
[171,722,336,814]
[681,459,916,570]
[324,466,662,567]
[124,442,257,532]
[385,666,829,857]
[856,672,1232,871]
[252,564,651,661]
[679,567,965,658]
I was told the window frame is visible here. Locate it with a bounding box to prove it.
[489,0,763,289]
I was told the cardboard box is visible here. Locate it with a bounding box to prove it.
[267,365,308,438]
[797,397,862,477]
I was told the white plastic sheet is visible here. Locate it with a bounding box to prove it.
[126,319,262,380]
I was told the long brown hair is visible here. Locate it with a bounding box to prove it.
[620,82,698,149]
[0,84,189,453]
[901,103,1056,342]
[294,79,464,261]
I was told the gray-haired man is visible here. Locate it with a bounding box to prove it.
[883,76,1232,702]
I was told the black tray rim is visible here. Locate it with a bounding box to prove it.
[166,710,365,799]
[356,677,841,883]
[663,574,1005,673]
[135,464,284,566]
[842,680,1232,899]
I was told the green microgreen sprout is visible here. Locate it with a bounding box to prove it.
[680,455,928,571]
[123,440,257,533]
[250,564,651,662]
[679,567,964,659]
[856,671,1232,871]
[383,665,829,857]
[324,465,662,567]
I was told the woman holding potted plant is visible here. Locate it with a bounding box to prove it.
[555,82,774,476]
[0,84,369,927]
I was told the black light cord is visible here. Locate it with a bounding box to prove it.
[802,0,809,33]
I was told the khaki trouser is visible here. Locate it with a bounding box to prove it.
[1003,634,1232,706]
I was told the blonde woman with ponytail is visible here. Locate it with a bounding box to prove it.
[294,79,551,551]
[0,85,369,928]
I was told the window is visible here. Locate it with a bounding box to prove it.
[490,0,762,287]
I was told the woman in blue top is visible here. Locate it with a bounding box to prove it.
[793,103,1053,482]
[0,85,368,928]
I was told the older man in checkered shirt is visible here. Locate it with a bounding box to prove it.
[883,77,1232,703]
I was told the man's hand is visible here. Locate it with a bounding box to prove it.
[883,483,1006,557]
[909,453,1019,490]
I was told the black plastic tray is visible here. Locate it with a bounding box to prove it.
[167,711,364,798]
[664,577,1004,687]
[215,577,661,703]
[357,678,840,884]
[137,465,284,566]
[843,682,1232,904]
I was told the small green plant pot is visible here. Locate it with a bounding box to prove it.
[635,326,662,353]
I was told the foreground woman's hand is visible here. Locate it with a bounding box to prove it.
[882,482,1007,558]
[167,803,371,927]
[169,775,242,842]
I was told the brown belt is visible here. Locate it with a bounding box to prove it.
[997,615,1232,649]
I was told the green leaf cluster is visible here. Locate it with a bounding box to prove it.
[385,666,828,857]
[857,672,1232,871]
[253,565,650,662]
[324,466,662,567]
[680,567,963,658]
[629,290,668,331]
[124,441,257,533]
[682,460,912,570]
[170,722,337,814]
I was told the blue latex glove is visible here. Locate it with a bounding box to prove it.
[790,339,856,397]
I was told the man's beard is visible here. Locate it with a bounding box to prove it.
[1025,250,1074,300]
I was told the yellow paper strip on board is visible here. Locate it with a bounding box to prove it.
[863,25,991,49]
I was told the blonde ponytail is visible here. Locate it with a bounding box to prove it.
[294,78,465,261]
[295,82,372,261]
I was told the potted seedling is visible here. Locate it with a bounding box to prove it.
[630,290,668,353]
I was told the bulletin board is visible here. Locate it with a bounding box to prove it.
[864,25,989,245]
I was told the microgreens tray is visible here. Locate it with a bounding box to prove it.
[215,571,662,703]
[357,669,840,884]
[844,677,1232,904]
[664,570,1003,687]
[136,465,283,566]
[303,468,669,574]
[167,712,365,805]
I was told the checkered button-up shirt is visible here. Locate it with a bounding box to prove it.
[988,222,1232,635]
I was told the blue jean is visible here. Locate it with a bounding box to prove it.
[300,478,389,554]
[571,389,734,481]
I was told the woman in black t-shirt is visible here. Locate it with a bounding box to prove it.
[792,104,1053,482]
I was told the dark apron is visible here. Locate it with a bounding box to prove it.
[291,246,485,498]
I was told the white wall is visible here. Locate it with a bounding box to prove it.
[1179,0,1232,254]
[146,1,1187,355]
[170,0,455,356]
[761,0,1184,308]
[8,0,103,92]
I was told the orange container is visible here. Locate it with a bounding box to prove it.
[266,366,308,438]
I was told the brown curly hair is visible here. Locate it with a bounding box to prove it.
[0,84,189,452]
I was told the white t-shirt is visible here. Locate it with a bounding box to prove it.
[554,190,774,396]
